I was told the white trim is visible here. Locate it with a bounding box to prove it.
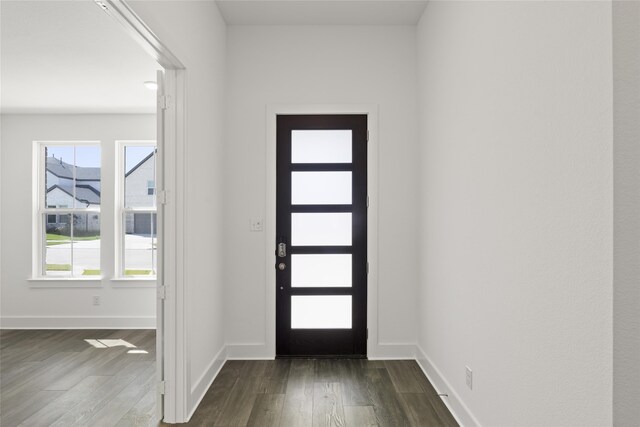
[415,345,481,427]
[0,316,156,329]
[265,104,379,358]
[225,342,415,360]
[114,139,157,280]
[28,277,103,282]
[160,68,189,423]
[33,140,102,279]
[99,0,184,70]
[368,343,416,359]
[187,345,227,420]
[226,343,270,359]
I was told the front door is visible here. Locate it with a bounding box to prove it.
[276,114,367,357]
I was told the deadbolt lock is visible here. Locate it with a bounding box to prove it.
[277,243,287,258]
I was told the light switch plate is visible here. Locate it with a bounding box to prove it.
[465,366,473,390]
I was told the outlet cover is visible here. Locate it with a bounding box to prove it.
[92,296,101,306]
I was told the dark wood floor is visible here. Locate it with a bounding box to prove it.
[1,330,458,426]
[187,359,458,427]
[0,329,158,427]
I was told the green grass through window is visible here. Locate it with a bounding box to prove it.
[46,234,100,247]
[125,269,153,276]
[46,264,71,271]
[46,233,100,241]
[82,269,101,276]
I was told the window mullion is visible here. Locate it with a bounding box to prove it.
[70,213,75,277]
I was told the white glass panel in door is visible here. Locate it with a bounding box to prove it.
[291,213,352,246]
[291,295,352,329]
[291,254,352,287]
[291,130,352,163]
[291,172,352,205]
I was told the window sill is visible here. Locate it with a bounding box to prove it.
[28,277,103,288]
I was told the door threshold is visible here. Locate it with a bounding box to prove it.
[276,354,367,359]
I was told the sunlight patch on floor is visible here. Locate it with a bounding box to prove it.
[84,338,148,354]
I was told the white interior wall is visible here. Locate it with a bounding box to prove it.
[126,1,228,418]
[613,1,640,425]
[416,2,613,426]
[0,114,156,328]
[224,25,420,358]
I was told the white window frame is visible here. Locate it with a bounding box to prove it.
[115,140,157,280]
[32,140,102,279]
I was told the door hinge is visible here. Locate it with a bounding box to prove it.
[158,95,171,110]
[366,196,370,208]
[157,190,168,205]
[157,381,166,395]
[366,130,369,142]
[158,285,166,300]
[366,262,369,275]
[366,328,369,340]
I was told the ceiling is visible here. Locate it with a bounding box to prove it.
[216,0,429,25]
[0,0,428,114]
[0,0,159,114]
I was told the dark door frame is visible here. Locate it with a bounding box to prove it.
[275,114,368,357]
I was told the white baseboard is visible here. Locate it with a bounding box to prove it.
[225,343,271,359]
[224,342,416,360]
[415,345,481,427]
[0,316,156,329]
[188,345,227,421]
[369,343,416,359]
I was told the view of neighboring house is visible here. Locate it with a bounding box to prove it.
[46,155,101,233]
[124,149,156,235]
[46,151,156,234]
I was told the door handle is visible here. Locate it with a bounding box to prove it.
[277,243,287,258]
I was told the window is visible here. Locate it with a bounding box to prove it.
[46,205,57,225]
[117,142,157,277]
[147,180,155,196]
[36,142,101,277]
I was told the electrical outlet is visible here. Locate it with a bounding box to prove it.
[250,218,264,232]
[465,366,473,390]
[92,296,101,306]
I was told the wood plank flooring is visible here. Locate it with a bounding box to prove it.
[188,359,459,427]
[0,329,159,427]
[1,330,458,426]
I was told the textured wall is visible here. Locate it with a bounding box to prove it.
[613,1,640,425]
[416,2,613,425]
